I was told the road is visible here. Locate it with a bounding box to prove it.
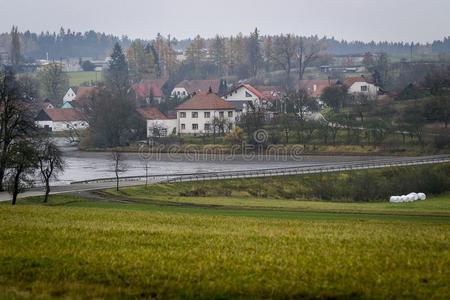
[1,154,449,203]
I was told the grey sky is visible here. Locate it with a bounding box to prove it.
[0,0,449,42]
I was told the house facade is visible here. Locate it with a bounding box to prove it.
[344,76,380,100]
[35,108,88,132]
[63,87,77,102]
[137,107,177,138]
[222,84,264,114]
[176,93,236,135]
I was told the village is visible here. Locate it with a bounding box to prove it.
[1,2,450,298]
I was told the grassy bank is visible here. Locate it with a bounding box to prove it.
[1,195,449,299]
[112,163,450,203]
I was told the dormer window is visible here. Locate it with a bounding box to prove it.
[361,86,368,92]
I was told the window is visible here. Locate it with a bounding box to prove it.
[204,112,211,118]
[192,112,198,118]
[66,124,70,128]
[180,112,186,118]
[182,91,186,96]
[228,111,233,118]
[204,123,211,131]
[228,124,233,130]
[361,86,368,92]
[160,129,168,136]
[219,111,224,118]
[245,91,252,98]
[181,124,186,130]
[192,124,199,130]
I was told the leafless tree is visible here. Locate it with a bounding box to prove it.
[298,38,323,80]
[37,139,65,203]
[111,151,127,192]
[0,67,36,191]
[6,140,38,205]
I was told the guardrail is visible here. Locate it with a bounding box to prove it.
[163,155,450,184]
[71,155,450,185]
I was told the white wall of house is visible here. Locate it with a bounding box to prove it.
[171,87,189,98]
[147,119,178,138]
[63,88,77,102]
[36,120,89,132]
[177,109,236,135]
[223,87,261,106]
[348,82,379,100]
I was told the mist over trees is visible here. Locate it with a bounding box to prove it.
[1,28,450,62]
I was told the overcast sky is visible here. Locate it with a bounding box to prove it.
[0,0,449,42]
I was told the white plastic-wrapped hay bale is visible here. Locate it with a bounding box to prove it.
[400,195,408,202]
[418,193,427,201]
[390,196,398,203]
[408,193,419,201]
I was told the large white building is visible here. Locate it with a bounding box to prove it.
[175,93,236,135]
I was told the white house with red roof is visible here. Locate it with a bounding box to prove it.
[171,80,220,99]
[343,76,380,100]
[175,93,236,135]
[297,80,338,99]
[35,108,88,132]
[221,84,264,114]
[137,106,177,138]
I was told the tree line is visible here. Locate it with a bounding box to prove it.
[2,28,450,62]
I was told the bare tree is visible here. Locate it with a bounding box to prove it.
[0,67,36,191]
[37,139,65,203]
[298,38,323,80]
[111,152,127,192]
[270,34,297,87]
[284,89,318,120]
[6,140,38,205]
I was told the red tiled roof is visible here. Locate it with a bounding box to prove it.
[74,87,96,100]
[243,84,263,99]
[297,80,338,98]
[343,76,371,87]
[225,84,265,99]
[136,107,168,120]
[133,79,166,98]
[176,93,236,110]
[255,86,282,102]
[42,108,84,122]
[175,80,220,94]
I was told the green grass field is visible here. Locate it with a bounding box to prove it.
[67,71,102,86]
[1,192,449,299]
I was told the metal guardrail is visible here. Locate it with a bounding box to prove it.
[71,155,450,185]
[163,156,450,184]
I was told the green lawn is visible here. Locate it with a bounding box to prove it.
[0,194,449,299]
[67,71,102,86]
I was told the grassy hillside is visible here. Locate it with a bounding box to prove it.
[0,195,449,299]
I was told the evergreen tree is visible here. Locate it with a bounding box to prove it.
[104,43,130,96]
[247,28,262,77]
